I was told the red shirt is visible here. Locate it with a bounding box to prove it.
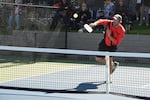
[96,19,125,46]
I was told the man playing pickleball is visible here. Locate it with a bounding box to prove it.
[89,14,126,75]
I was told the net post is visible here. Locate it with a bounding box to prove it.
[105,55,110,94]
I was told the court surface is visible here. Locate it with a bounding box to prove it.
[0,89,140,100]
[0,62,150,99]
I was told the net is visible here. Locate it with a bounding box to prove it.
[0,46,107,92]
[0,46,150,99]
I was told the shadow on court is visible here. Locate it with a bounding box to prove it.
[73,81,105,92]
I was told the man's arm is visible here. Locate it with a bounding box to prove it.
[89,19,110,27]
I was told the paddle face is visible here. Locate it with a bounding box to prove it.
[84,24,93,33]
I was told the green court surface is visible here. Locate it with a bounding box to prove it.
[0,60,91,83]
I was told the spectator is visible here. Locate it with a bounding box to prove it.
[136,0,142,21]
[139,0,150,26]
[77,2,91,32]
[48,0,58,6]
[50,0,73,30]
[96,10,105,32]
[22,0,30,4]
[115,0,128,27]
[8,0,22,30]
[149,7,150,26]
[103,0,115,19]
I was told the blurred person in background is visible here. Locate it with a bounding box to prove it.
[103,0,115,19]
[50,0,74,30]
[96,10,105,33]
[136,0,142,21]
[115,0,130,30]
[139,0,150,26]
[8,0,22,30]
[77,2,91,32]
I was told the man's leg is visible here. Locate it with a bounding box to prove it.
[15,14,20,30]
[50,13,59,29]
[8,15,13,29]
[139,5,144,25]
[145,6,149,26]
[95,56,114,75]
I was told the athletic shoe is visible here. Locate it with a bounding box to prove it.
[112,61,119,73]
